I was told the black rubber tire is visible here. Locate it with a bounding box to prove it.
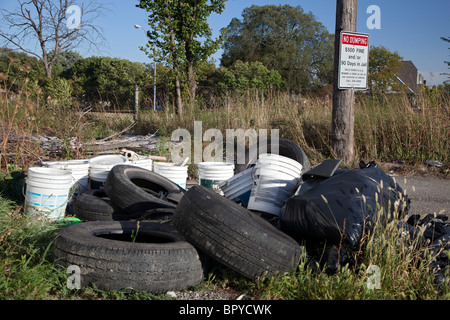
[72,190,174,222]
[71,189,130,221]
[53,221,204,293]
[104,165,185,215]
[234,138,310,174]
[173,185,302,280]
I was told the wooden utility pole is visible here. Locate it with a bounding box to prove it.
[332,0,357,163]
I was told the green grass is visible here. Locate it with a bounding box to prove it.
[253,217,450,300]
[0,194,172,300]
[0,196,61,299]
[0,87,449,300]
[0,175,449,300]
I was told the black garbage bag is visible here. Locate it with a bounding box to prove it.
[399,213,450,285]
[280,160,410,248]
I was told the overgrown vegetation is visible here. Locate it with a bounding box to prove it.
[136,87,449,168]
[1,0,448,302]
[1,77,449,299]
[0,171,449,300]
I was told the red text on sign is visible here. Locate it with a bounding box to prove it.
[342,34,369,46]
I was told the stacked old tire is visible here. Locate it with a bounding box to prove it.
[53,139,309,294]
[54,165,203,293]
[172,185,302,280]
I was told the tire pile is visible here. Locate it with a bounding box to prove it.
[53,139,309,294]
[54,137,450,291]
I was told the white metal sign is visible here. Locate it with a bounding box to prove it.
[338,31,370,89]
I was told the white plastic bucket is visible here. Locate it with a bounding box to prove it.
[89,155,128,189]
[198,162,235,193]
[153,162,188,189]
[257,153,303,176]
[43,159,90,194]
[248,154,302,216]
[24,167,73,220]
[219,167,254,205]
[128,156,153,171]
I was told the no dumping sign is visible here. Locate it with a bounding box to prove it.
[338,31,370,90]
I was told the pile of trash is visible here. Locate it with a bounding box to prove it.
[23,138,449,293]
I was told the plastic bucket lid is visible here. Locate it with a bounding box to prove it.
[223,185,252,201]
[219,167,253,187]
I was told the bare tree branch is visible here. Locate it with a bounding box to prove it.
[0,0,108,78]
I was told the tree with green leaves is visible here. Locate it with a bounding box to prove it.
[221,4,334,92]
[0,0,106,79]
[213,60,284,90]
[69,56,150,108]
[136,0,227,116]
[50,50,84,76]
[0,48,46,92]
[368,45,406,93]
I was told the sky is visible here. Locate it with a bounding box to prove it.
[1,0,449,85]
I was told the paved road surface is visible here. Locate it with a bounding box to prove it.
[395,174,449,217]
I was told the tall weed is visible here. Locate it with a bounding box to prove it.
[0,196,64,299]
[134,90,448,167]
[253,199,449,299]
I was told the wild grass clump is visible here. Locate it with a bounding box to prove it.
[355,92,449,164]
[0,191,170,300]
[134,89,448,168]
[250,201,449,300]
[0,195,64,299]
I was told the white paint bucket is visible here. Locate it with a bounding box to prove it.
[248,154,302,216]
[219,167,254,205]
[128,156,154,171]
[43,159,90,194]
[198,162,234,194]
[153,162,188,189]
[256,153,303,176]
[89,155,128,189]
[24,167,73,220]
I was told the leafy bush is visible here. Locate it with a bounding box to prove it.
[214,60,284,90]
